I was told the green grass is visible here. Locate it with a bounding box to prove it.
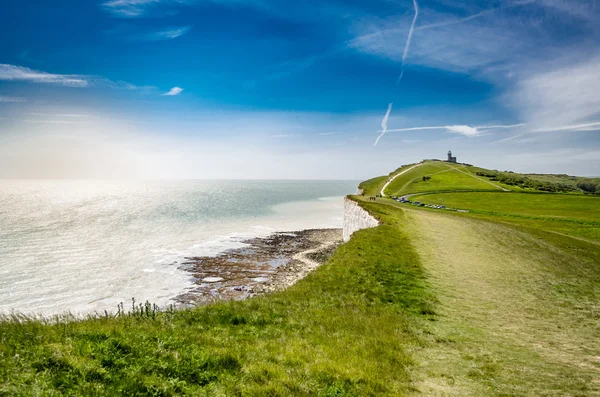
[0,201,435,396]
[415,191,600,242]
[402,208,600,396]
[384,162,508,197]
[358,164,415,196]
[416,191,600,221]
[357,175,387,196]
[3,162,600,396]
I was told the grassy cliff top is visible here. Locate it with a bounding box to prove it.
[360,160,600,197]
[1,162,599,395]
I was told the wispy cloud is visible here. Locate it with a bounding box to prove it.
[509,56,600,132]
[0,64,89,87]
[318,132,341,136]
[0,96,27,103]
[101,0,163,18]
[376,122,525,144]
[479,123,526,130]
[0,64,153,91]
[445,125,480,137]
[162,87,183,96]
[494,122,600,144]
[348,1,559,78]
[538,122,600,133]
[138,26,191,41]
[22,120,81,125]
[29,113,90,118]
[416,1,535,32]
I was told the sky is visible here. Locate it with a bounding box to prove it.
[0,0,599,179]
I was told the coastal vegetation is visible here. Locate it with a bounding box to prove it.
[0,202,434,396]
[1,160,599,395]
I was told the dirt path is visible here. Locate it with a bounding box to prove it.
[404,209,600,395]
[380,163,424,197]
[293,241,336,269]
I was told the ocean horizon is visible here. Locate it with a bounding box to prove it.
[0,179,358,316]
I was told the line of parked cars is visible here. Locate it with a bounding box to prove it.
[391,196,447,210]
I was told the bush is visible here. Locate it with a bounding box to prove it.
[577,181,599,193]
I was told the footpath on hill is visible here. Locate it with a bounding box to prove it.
[401,208,600,395]
[380,163,424,197]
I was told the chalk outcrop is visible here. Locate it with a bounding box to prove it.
[343,198,379,242]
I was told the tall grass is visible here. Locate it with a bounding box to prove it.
[0,201,435,396]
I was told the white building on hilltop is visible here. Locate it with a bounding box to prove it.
[447,150,457,163]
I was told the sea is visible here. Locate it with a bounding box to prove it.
[0,180,358,316]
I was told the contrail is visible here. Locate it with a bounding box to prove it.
[397,0,419,84]
[382,103,393,132]
[383,126,447,133]
[375,0,420,146]
[479,123,526,130]
[374,122,525,143]
[375,103,394,146]
[382,123,526,133]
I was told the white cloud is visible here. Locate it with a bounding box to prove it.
[445,125,480,137]
[22,120,81,125]
[101,0,163,17]
[348,0,599,80]
[0,96,27,103]
[376,122,526,144]
[318,132,341,136]
[100,0,262,18]
[510,56,600,132]
[162,87,183,96]
[139,26,191,41]
[479,123,526,130]
[0,64,89,87]
[29,113,89,117]
[0,64,153,92]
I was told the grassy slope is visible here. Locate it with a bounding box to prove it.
[358,175,387,196]
[384,162,510,197]
[523,173,600,189]
[354,196,600,395]
[2,164,600,396]
[358,164,415,196]
[0,202,435,397]
[404,208,600,396]
[416,192,600,243]
[417,192,600,222]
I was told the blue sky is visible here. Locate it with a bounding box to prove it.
[0,0,599,178]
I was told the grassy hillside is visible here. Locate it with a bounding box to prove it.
[358,164,413,196]
[417,191,600,222]
[2,161,599,396]
[404,208,600,395]
[383,161,510,197]
[469,167,600,193]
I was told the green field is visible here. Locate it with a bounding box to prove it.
[358,164,412,196]
[417,191,600,222]
[383,162,511,197]
[413,192,600,243]
[2,162,600,396]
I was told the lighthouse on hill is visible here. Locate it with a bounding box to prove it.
[447,151,457,163]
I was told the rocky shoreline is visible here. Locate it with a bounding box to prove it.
[175,228,342,306]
